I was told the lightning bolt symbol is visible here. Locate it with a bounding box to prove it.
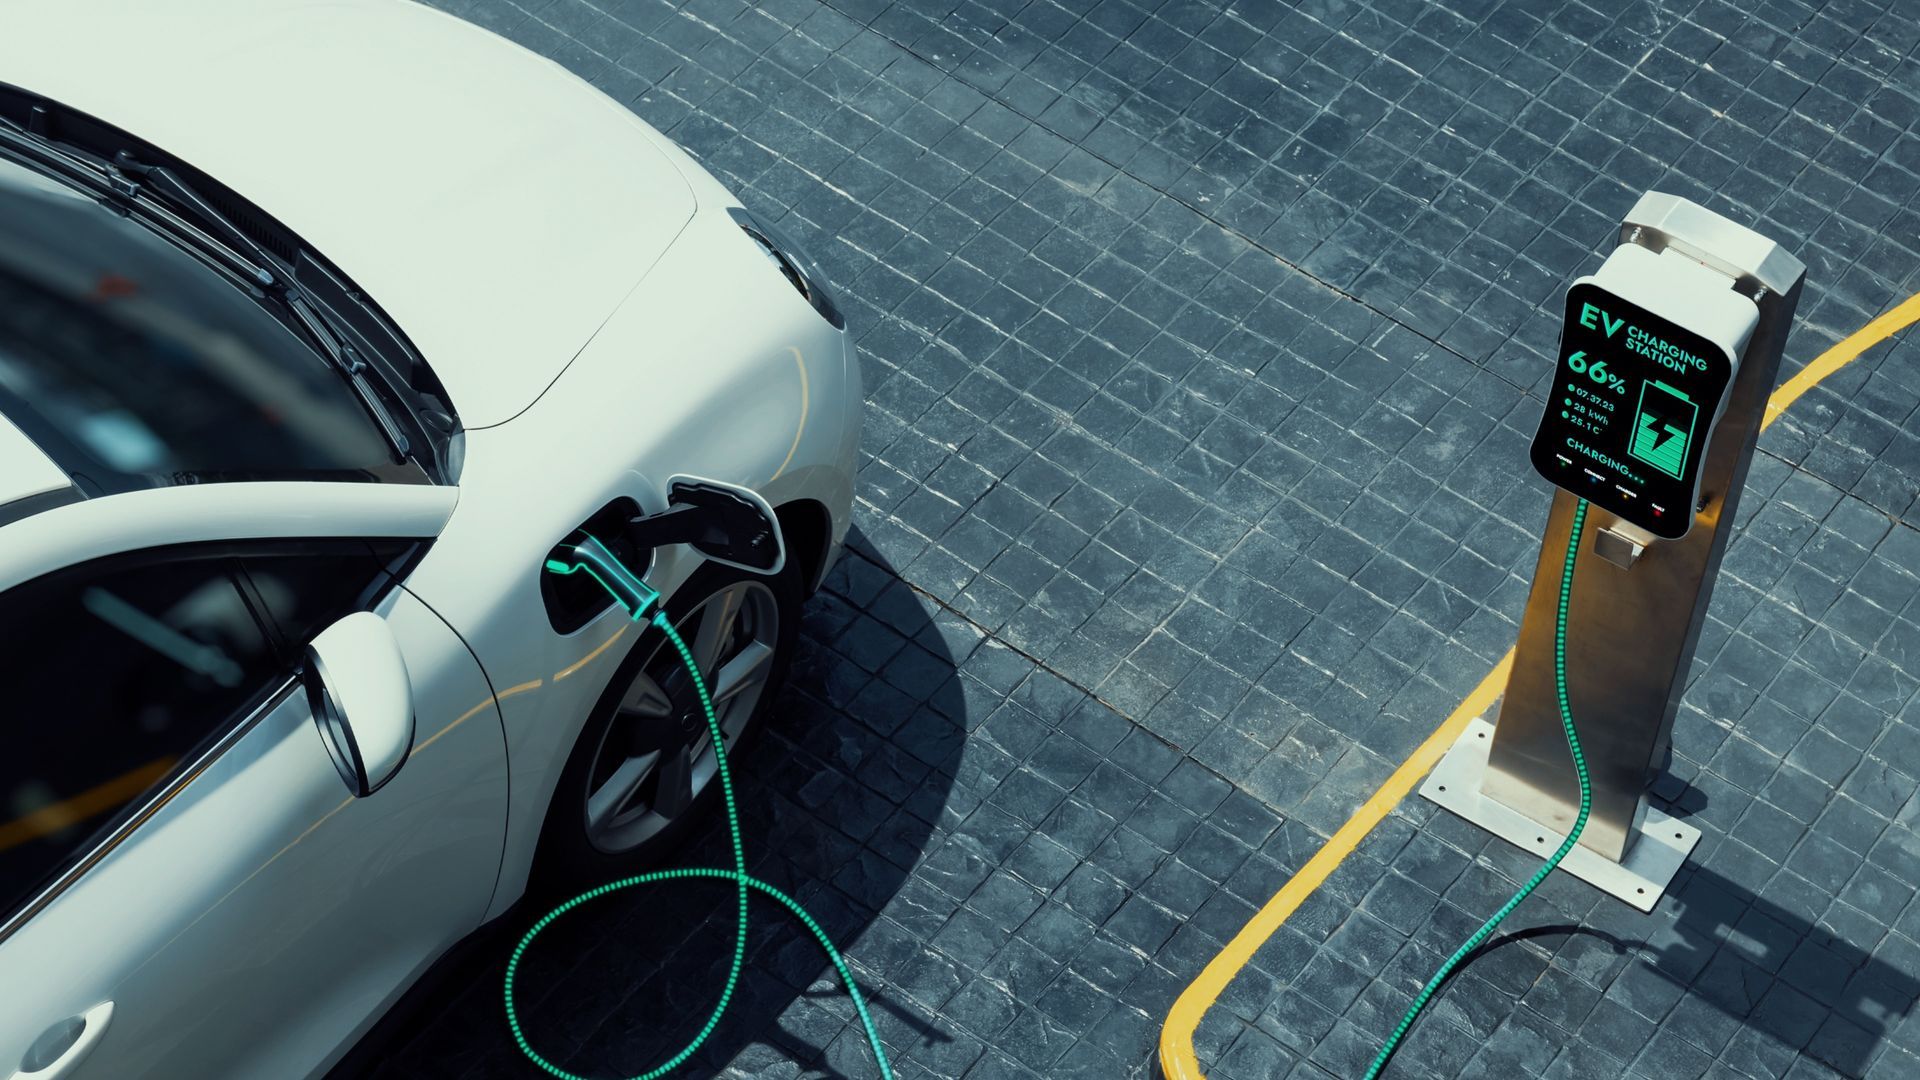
[1647,424,1676,451]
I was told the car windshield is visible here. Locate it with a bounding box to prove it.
[0,155,401,495]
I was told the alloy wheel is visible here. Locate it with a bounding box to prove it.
[581,579,778,854]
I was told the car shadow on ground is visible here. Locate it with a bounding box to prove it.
[349,527,969,1078]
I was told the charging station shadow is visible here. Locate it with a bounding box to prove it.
[1470,864,1916,1076]
[348,527,965,1079]
[1650,863,1918,1075]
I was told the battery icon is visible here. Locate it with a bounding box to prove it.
[1630,379,1697,479]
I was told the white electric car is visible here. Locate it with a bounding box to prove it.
[0,2,861,1077]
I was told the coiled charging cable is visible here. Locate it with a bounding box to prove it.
[1365,498,1593,1078]
[506,536,893,1079]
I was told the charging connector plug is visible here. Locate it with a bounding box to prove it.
[544,532,662,622]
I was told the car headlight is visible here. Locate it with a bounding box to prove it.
[728,207,844,329]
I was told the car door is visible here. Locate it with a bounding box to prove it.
[0,539,508,1080]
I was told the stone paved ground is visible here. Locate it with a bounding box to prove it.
[366,0,1920,1076]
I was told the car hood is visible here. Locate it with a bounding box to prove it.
[0,0,697,428]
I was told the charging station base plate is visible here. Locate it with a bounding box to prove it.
[1419,717,1700,912]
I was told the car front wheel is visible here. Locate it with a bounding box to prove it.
[531,556,801,889]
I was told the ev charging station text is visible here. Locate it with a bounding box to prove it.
[1530,284,1735,540]
[1578,302,1712,375]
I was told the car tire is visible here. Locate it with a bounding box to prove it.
[528,556,802,895]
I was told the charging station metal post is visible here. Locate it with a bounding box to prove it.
[1421,193,1805,910]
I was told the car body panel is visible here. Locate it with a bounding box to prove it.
[0,0,697,428]
[0,586,507,1080]
[399,208,859,919]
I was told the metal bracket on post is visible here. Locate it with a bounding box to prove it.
[1420,193,1806,910]
[1422,718,1695,912]
[1593,521,1651,570]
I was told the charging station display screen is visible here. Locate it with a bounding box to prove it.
[1529,282,1734,539]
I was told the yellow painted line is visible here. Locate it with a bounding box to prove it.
[1159,290,1920,1079]
[1159,656,1510,1080]
[1765,291,1920,426]
[0,756,177,853]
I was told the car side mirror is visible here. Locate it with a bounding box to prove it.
[303,611,415,797]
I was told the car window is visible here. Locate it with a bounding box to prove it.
[0,549,283,921]
[236,541,412,652]
[0,155,410,496]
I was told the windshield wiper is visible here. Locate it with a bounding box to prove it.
[0,120,113,200]
[0,126,281,294]
[286,294,411,461]
[1,120,419,464]
[110,152,280,290]
[107,151,412,462]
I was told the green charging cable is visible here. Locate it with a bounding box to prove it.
[1365,498,1593,1078]
[506,539,893,1079]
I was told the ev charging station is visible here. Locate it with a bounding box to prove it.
[1419,193,1806,910]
